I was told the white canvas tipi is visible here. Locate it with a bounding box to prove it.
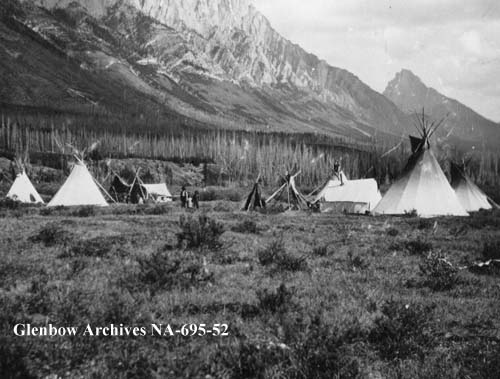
[373,111,468,218]
[450,162,494,212]
[48,161,108,207]
[7,171,44,203]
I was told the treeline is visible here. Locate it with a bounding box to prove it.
[0,113,498,190]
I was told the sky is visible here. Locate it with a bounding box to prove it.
[252,0,500,122]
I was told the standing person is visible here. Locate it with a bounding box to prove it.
[180,186,188,208]
[192,190,200,209]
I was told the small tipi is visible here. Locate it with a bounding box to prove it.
[373,110,468,217]
[243,175,266,211]
[450,162,496,212]
[48,154,108,207]
[7,170,44,203]
[266,170,309,211]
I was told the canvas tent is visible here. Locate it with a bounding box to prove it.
[48,161,108,207]
[109,170,172,204]
[243,175,266,211]
[141,183,172,203]
[310,170,381,214]
[373,110,468,218]
[450,162,497,212]
[6,171,44,204]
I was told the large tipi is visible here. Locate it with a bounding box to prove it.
[311,165,381,214]
[7,170,44,204]
[373,111,468,217]
[48,160,108,207]
[450,162,496,212]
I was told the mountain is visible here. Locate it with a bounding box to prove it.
[384,69,500,148]
[1,0,416,143]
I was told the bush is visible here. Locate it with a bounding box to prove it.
[455,339,500,378]
[71,206,95,217]
[257,237,308,272]
[0,198,20,210]
[296,315,362,378]
[231,220,259,234]
[63,236,127,258]
[312,244,329,257]
[347,250,369,271]
[419,252,459,291]
[136,250,211,294]
[387,228,399,237]
[482,238,500,261]
[256,283,294,314]
[29,223,72,246]
[177,214,224,250]
[369,300,435,361]
[405,237,433,256]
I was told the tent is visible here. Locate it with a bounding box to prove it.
[243,175,266,211]
[450,162,497,212]
[373,110,468,218]
[48,161,109,207]
[310,170,381,214]
[266,171,309,211]
[6,171,44,204]
[141,183,172,203]
[109,170,172,204]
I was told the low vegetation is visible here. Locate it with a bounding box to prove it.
[0,206,499,378]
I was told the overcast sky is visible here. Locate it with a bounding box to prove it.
[252,0,500,122]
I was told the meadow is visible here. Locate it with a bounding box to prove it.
[1,201,499,378]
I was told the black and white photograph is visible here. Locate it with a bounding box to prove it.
[1,0,499,377]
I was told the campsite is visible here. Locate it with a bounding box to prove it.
[1,112,500,377]
[1,0,500,376]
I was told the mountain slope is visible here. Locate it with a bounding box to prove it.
[384,69,500,147]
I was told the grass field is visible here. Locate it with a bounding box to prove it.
[1,202,499,378]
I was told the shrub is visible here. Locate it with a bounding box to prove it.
[136,250,211,294]
[231,220,259,234]
[419,252,459,291]
[369,300,435,361]
[257,237,308,272]
[312,244,329,257]
[482,238,500,261]
[387,228,399,237]
[347,250,369,271]
[64,236,127,258]
[455,339,500,378]
[295,315,362,379]
[256,283,294,314]
[29,223,72,246]
[0,198,20,210]
[177,214,224,250]
[405,237,433,256]
[71,206,95,217]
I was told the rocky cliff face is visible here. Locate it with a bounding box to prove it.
[1,0,415,141]
[384,69,500,146]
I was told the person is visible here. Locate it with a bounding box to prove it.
[333,161,345,185]
[180,186,188,208]
[192,190,200,209]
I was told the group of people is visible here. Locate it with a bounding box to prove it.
[180,186,200,209]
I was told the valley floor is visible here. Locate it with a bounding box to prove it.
[1,202,499,378]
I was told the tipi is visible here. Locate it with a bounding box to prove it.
[450,162,496,212]
[310,163,381,214]
[266,171,309,211]
[7,170,44,203]
[243,175,266,211]
[373,110,468,217]
[48,159,108,207]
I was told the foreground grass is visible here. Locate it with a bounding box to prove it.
[1,204,499,378]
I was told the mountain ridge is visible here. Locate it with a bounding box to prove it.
[384,69,500,146]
